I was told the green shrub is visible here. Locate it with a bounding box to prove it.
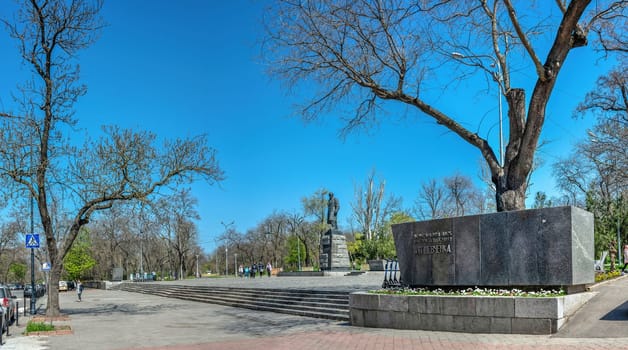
[26,322,55,332]
[595,270,621,283]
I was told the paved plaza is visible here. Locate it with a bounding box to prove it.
[3,273,628,349]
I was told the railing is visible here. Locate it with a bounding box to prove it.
[382,259,402,289]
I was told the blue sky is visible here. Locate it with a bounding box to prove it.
[1,1,609,253]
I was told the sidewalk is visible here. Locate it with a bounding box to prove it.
[3,274,628,349]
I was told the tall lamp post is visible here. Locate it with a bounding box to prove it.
[30,195,36,315]
[234,253,238,277]
[452,52,504,165]
[220,221,234,277]
[195,254,199,278]
[296,235,302,272]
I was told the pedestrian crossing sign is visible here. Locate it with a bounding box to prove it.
[25,233,40,248]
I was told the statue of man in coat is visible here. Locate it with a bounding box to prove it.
[327,192,339,229]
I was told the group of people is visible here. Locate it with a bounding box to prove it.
[238,262,272,278]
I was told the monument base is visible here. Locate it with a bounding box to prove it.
[392,206,594,289]
[319,229,351,271]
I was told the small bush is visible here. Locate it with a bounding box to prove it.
[595,270,621,283]
[26,321,55,332]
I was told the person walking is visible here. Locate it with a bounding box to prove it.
[266,262,272,277]
[77,280,83,301]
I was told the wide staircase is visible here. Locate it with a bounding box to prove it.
[116,283,351,321]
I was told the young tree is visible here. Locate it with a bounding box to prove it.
[300,188,330,266]
[265,0,624,212]
[301,188,330,231]
[63,229,96,281]
[532,191,554,209]
[0,0,224,316]
[8,263,27,285]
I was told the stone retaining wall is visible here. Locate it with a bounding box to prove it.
[349,291,595,334]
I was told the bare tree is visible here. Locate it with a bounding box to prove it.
[554,118,627,205]
[351,170,401,240]
[444,174,475,217]
[576,64,628,122]
[88,203,131,280]
[0,1,224,316]
[262,212,289,269]
[415,174,490,219]
[574,58,627,191]
[414,178,446,220]
[265,0,625,212]
[154,190,201,280]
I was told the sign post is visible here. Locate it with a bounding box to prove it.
[25,233,40,315]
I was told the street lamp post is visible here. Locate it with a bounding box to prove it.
[234,253,238,277]
[220,221,235,277]
[195,254,199,278]
[29,137,37,315]
[452,52,504,166]
[297,235,302,272]
[495,60,504,166]
[618,217,622,267]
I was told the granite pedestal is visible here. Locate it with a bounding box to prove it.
[392,206,594,290]
[320,229,351,271]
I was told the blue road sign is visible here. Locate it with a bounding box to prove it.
[25,233,40,248]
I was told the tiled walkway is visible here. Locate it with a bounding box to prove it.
[6,273,628,350]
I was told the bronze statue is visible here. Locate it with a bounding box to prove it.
[327,192,339,229]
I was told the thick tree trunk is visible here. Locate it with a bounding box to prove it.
[46,263,62,317]
[494,88,529,212]
[496,185,527,211]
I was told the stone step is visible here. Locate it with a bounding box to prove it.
[116,283,350,321]
[122,284,349,304]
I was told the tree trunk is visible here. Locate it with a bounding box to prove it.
[494,88,529,212]
[46,263,62,317]
[495,185,527,211]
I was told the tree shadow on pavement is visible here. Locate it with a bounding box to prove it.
[60,302,181,317]
[601,301,628,321]
[211,307,351,337]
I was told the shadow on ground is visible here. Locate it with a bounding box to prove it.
[601,301,628,321]
[60,302,181,317]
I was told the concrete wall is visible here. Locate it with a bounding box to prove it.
[392,206,594,288]
[350,291,596,334]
